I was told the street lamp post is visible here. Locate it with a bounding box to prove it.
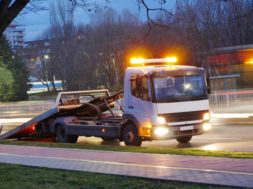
[44,54,49,91]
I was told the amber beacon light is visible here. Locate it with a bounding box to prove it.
[130,57,177,66]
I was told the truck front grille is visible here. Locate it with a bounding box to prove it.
[159,110,208,122]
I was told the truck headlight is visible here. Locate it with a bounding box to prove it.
[203,123,211,131]
[203,112,210,121]
[157,117,166,124]
[154,127,169,136]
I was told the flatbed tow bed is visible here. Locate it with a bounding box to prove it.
[0,89,124,141]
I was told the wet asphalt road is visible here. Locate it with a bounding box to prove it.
[1,116,253,152]
[76,117,253,152]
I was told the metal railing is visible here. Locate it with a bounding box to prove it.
[210,89,253,110]
[0,101,55,117]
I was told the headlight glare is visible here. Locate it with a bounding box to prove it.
[203,123,211,131]
[154,127,169,136]
[157,116,166,124]
[203,112,210,121]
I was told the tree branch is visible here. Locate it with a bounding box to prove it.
[0,0,30,35]
[138,0,174,28]
[136,0,173,39]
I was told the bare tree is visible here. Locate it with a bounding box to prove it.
[80,8,143,90]
[45,0,78,91]
[39,5,143,91]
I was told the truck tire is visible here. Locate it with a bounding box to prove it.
[101,137,116,141]
[176,136,192,143]
[123,124,142,146]
[56,124,78,143]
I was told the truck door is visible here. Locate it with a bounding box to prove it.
[125,75,153,127]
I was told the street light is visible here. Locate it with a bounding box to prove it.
[44,54,49,60]
[43,54,50,91]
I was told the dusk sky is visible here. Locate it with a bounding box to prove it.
[15,0,176,41]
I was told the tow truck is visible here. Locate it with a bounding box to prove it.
[0,58,211,146]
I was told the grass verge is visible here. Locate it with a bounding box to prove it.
[0,140,253,158]
[0,163,233,189]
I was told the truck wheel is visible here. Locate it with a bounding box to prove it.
[101,137,116,141]
[123,124,142,146]
[176,136,192,143]
[56,124,78,143]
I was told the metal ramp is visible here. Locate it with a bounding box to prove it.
[0,108,58,140]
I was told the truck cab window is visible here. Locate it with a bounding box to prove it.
[131,79,137,97]
[131,76,149,101]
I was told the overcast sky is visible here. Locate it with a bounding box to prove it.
[14,0,176,41]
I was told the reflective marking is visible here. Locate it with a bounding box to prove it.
[0,152,253,176]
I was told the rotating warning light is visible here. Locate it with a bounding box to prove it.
[165,57,177,63]
[245,59,253,64]
[130,58,144,64]
[130,57,177,66]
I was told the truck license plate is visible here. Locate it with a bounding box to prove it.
[180,126,194,131]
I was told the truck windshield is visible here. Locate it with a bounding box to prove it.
[153,72,208,102]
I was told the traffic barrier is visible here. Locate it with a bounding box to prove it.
[210,89,253,109]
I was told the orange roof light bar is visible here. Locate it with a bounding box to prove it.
[245,59,253,64]
[130,58,144,64]
[165,57,177,63]
[130,57,177,65]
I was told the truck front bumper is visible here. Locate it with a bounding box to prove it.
[148,122,211,140]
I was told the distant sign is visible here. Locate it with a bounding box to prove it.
[207,48,253,65]
[208,52,244,65]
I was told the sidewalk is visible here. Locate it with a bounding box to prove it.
[0,144,253,188]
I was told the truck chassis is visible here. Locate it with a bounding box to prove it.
[0,89,143,146]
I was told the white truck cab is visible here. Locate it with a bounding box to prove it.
[122,58,211,145]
